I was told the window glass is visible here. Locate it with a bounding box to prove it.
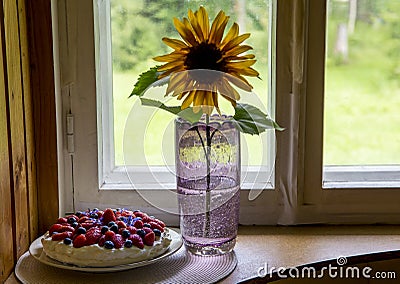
[324,0,400,166]
[110,0,272,166]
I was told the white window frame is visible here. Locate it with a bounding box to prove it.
[53,0,400,226]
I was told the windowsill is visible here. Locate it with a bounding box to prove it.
[8,225,400,283]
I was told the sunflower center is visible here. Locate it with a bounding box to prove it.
[185,43,224,71]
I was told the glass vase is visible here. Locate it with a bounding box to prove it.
[175,114,240,256]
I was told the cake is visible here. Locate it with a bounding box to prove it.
[41,208,172,267]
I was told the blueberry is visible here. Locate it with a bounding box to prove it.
[71,222,79,228]
[124,240,133,248]
[75,211,82,217]
[90,213,98,219]
[136,229,146,238]
[68,217,77,224]
[101,226,109,234]
[108,221,116,227]
[118,216,126,222]
[122,229,130,238]
[116,208,121,212]
[110,224,119,233]
[104,241,114,249]
[93,208,99,212]
[76,227,86,235]
[63,238,72,245]
[143,223,151,228]
[153,229,162,237]
[133,217,142,222]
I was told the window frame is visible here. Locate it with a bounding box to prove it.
[54,0,400,226]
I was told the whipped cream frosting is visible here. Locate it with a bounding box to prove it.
[41,228,172,267]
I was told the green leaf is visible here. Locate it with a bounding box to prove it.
[140,98,202,124]
[129,66,163,98]
[232,103,284,135]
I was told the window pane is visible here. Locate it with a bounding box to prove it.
[110,0,272,166]
[324,0,400,166]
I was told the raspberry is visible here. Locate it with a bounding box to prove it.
[104,231,115,241]
[86,227,102,245]
[49,224,63,235]
[78,216,89,223]
[112,234,124,249]
[142,216,153,223]
[102,208,116,225]
[52,231,72,241]
[134,211,146,218]
[57,217,68,224]
[129,234,144,249]
[133,220,144,229]
[81,221,95,230]
[116,221,127,229]
[149,221,164,232]
[73,234,87,248]
[98,235,106,247]
[143,227,152,234]
[143,231,155,246]
[127,226,137,235]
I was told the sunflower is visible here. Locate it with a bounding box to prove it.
[154,6,259,114]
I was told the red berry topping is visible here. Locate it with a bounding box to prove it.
[102,208,116,225]
[127,226,137,235]
[149,221,164,232]
[49,224,63,235]
[98,235,106,247]
[154,219,166,228]
[133,220,144,229]
[73,234,87,248]
[143,227,153,234]
[60,225,75,233]
[112,234,125,249]
[86,227,102,245]
[116,221,127,229]
[78,216,89,223]
[81,221,95,230]
[52,231,73,241]
[104,230,115,241]
[143,231,155,246]
[129,234,144,249]
[57,217,68,224]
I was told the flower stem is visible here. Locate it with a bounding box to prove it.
[204,114,211,238]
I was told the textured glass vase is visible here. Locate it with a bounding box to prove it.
[175,115,240,256]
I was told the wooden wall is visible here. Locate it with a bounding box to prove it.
[0,0,58,281]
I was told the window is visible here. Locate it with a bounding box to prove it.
[54,0,400,225]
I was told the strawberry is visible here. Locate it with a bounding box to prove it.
[129,234,144,249]
[49,224,63,235]
[98,235,106,247]
[73,234,87,248]
[60,225,75,233]
[97,210,104,218]
[142,216,153,223]
[134,211,146,218]
[154,219,165,228]
[143,231,155,246]
[104,230,115,241]
[78,216,89,223]
[66,214,79,221]
[133,220,144,229]
[112,234,124,249]
[116,221,127,229]
[149,221,164,232]
[57,217,68,224]
[86,227,102,245]
[143,227,153,234]
[52,231,73,241]
[102,208,116,225]
[127,226,137,235]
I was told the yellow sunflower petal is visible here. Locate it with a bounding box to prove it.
[224,73,253,92]
[176,91,189,100]
[222,33,251,52]
[223,54,255,61]
[188,9,204,42]
[158,60,185,72]
[158,65,185,79]
[161,37,188,50]
[153,52,185,62]
[201,91,214,114]
[166,72,188,94]
[211,16,230,45]
[209,11,228,44]
[224,45,253,57]
[193,90,205,106]
[173,17,197,46]
[238,67,260,77]
[212,92,221,114]
[181,90,195,109]
[221,23,239,48]
[197,6,209,39]
[226,59,257,69]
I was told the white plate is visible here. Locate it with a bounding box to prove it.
[29,228,183,272]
